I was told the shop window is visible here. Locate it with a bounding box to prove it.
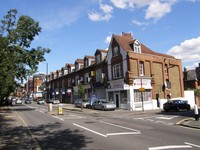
[108,92,114,103]
[134,89,152,102]
[120,90,127,104]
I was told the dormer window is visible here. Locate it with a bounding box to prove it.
[134,40,141,53]
[84,59,88,67]
[96,54,100,63]
[113,46,119,57]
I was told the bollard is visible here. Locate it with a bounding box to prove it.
[48,103,52,112]
[58,103,63,115]
[194,104,199,121]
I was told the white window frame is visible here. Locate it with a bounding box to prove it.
[113,64,121,79]
[134,40,141,53]
[139,61,144,76]
[113,46,118,57]
[96,54,100,63]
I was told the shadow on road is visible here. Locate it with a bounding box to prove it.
[0,106,94,150]
[156,109,198,118]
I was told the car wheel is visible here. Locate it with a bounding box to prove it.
[92,106,95,110]
[187,106,191,111]
[101,106,105,111]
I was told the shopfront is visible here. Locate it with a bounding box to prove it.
[106,77,152,110]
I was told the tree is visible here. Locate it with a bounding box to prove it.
[0,9,50,101]
[78,82,84,110]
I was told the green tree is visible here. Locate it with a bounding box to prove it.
[0,9,50,101]
[78,82,84,110]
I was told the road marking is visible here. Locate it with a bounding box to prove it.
[73,121,141,138]
[157,116,178,120]
[100,121,141,133]
[52,115,64,121]
[73,123,107,137]
[149,145,192,150]
[185,142,200,148]
[14,112,41,150]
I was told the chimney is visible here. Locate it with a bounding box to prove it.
[122,32,132,38]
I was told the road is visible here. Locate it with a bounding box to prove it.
[2,102,200,150]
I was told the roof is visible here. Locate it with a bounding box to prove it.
[75,59,84,64]
[113,32,175,59]
[84,55,95,59]
[185,70,197,80]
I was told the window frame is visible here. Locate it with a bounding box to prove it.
[113,63,121,79]
[139,61,144,76]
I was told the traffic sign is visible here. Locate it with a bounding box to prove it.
[139,87,145,92]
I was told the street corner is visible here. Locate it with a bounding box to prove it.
[176,117,200,130]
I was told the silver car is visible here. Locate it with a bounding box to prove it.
[74,99,90,108]
[92,99,116,111]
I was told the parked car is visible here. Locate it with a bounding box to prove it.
[92,99,116,111]
[25,98,32,104]
[52,99,60,104]
[37,99,45,104]
[16,98,22,104]
[163,100,191,112]
[74,99,90,108]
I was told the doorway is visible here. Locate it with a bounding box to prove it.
[115,93,120,108]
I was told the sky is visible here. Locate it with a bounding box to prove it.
[1,0,200,75]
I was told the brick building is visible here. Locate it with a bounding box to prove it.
[46,32,184,110]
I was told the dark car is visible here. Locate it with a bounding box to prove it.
[25,98,32,104]
[163,100,191,112]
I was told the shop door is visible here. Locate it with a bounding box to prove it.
[115,93,120,108]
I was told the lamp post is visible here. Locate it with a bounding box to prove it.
[45,63,48,101]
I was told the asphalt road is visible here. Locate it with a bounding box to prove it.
[2,102,200,150]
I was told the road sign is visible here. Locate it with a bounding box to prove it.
[139,87,145,92]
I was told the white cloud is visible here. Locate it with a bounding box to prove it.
[39,7,82,31]
[100,3,113,13]
[167,36,200,62]
[104,34,112,44]
[131,19,149,26]
[88,11,112,21]
[184,62,199,70]
[145,0,175,20]
[88,2,113,21]
[110,0,152,9]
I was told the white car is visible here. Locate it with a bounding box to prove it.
[52,99,60,104]
[16,98,22,104]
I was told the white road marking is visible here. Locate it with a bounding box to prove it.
[100,121,141,133]
[157,116,178,120]
[185,142,200,148]
[73,123,107,137]
[73,121,141,138]
[52,115,64,121]
[149,145,192,150]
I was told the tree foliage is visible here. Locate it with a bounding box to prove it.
[0,9,50,100]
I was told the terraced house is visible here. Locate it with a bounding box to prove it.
[46,32,183,110]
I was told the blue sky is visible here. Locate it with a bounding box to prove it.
[1,0,200,74]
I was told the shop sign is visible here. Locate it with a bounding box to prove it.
[134,78,151,88]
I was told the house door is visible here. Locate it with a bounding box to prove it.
[115,93,120,108]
